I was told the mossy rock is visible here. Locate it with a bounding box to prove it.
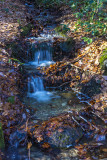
[21,24,33,37]
[99,47,107,69]
[53,37,76,61]
[81,78,101,97]
[55,24,70,37]
[6,41,26,62]
[59,37,76,53]
[7,96,15,104]
[48,126,83,148]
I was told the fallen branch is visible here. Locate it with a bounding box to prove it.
[79,115,99,131]
[46,81,71,89]
[72,116,85,131]
[91,111,106,124]
[71,51,90,64]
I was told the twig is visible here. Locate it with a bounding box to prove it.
[71,51,90,64]
[46,81,71,89]
[79,115,99,131]
[91,111,106,123]
[28,148,31,160]
[57,81,71,88]
[72,116,85,131]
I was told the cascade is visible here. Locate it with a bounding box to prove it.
[28,76,44,93]
[29,42,54,67]
[27,75,52,102]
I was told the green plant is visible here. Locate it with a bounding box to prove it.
[0,123,5,149]
[8,58,24,65]
[82,37,93,44]
[99,48,107,68]
[17,19,21,25]
[72,0,107,37]
[55,24,70,36]
[7,96,15,104]
[2,8,9,13]
[21,24,33,37]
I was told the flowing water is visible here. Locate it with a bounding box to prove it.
[20,30,92,160]
[27,42,54,67]
[21,24,106,160]
[27,75,53,102]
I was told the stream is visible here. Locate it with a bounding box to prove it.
[21,28,89,160]
[3,3,107,160]
[23,33,89,121]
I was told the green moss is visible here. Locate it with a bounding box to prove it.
[7,96,15,104]
[5,41,25,62]
[99,47,107,69]
[21,24,33,37]
[0,123,5,149]
[55,24,70,37]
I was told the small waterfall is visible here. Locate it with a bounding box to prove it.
[29,42,54,67]
[34,43,52,65]
[28,76,44,93]
[35,49,52,64]
[26,38,55,102]
[27,75,52,102]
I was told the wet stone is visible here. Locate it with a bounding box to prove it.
[47,126,83,148]
[59,37,76,54]
[81,78,101,97]
[9,130,27,147]
[28,113,84,149]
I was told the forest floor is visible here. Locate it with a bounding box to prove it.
[0,0,107,159]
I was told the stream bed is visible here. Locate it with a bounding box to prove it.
[19,31,106,159]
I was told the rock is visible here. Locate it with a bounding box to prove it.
[53,37,76,61]
[5,146,21,160]
[28,113,84,149]
[102,75,107,81]
[61,92,73,99]
[81,78,101,97]
[62,102,67,107]
[103,59,107,67]
[47,126,83,148]
[9,130,27,147]
[104,59,107,67]
[59,37,76,54]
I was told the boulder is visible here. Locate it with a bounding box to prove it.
[47,126,83,148]
[59,37,75,54]
[81,78,101,97]
[28,113,84,149]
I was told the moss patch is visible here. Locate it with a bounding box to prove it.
[99,48,107,69]
[5,41,26,63]
[55,24,70,37]
[20,24,33,37]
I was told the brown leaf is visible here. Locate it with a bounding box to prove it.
[42,142,50,149]
[27,142,32,149]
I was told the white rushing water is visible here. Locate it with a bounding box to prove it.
[26,34,58,101]
[27,76,53,102]
[28,42,54,67]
